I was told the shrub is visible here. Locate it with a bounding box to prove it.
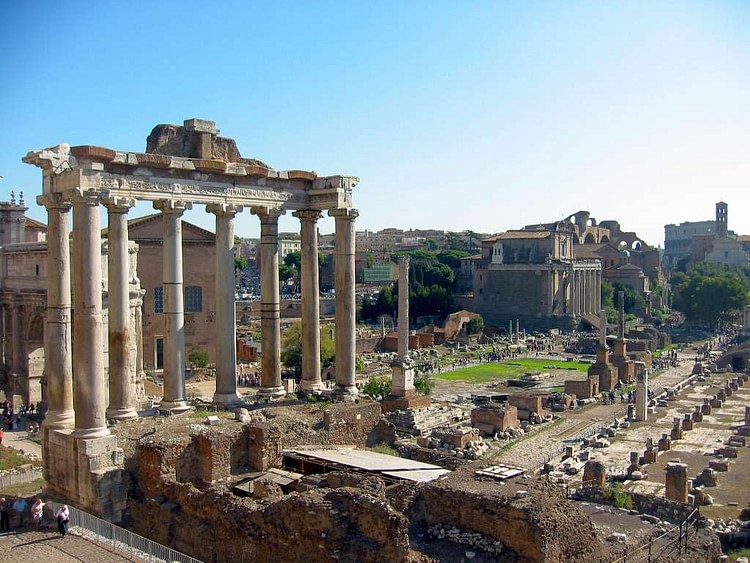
[362,376,392,401]
[414,373,434,395]
[188,348,209,368]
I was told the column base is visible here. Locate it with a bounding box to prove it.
[332,385,359,402]
[106,407,139,421]
[158,399,192,414]
[43,408,75,430]
[299,379,325,392]
[72,426,111,439]
[257,386,286,399]
[213,391,243,408]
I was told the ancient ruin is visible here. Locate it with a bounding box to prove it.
[23,119,360,518]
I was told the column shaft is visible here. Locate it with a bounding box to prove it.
[154,200,191,412]
[208,204,242,405]
[329,208,358,398]
[253,207,285,398]
[69,189,109,438]
[104,197,138,420]
[295,210,324,392]
[37,194,74,429]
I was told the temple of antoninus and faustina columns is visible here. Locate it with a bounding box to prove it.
[23,119,359,519]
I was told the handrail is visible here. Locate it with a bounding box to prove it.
[608,507,700,563]
[49,502,202,563]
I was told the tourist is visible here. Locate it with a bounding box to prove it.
[30,497,44,528]
[12,496,28,528]
[0,497,9,532]
[56,504,70,536]
[0,426,4,445]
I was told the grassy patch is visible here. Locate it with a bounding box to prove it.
[436,358,588,383]
[726,547,750,562]
[0,478,45,496]
[369,443,397,457]
[0,446,41,470]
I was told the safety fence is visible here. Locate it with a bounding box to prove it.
[49,502,202,563]
[0,466,44,490]
[608,508,701,563]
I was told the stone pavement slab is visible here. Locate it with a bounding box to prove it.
[0,528,145,561]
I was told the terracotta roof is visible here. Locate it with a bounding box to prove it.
[487,230,551,241]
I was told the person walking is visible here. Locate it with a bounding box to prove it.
[0,498,9,532]
[12,496,27,529]
[30,497,44,528]
[55,504,70,537]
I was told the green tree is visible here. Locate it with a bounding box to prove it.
[281,321,335,374]
[466,316,484,335]
[188,348,209,368]
[234,256,248,272]
[671,267,749,325]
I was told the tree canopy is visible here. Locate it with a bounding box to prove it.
[280,321,335,375]
[670,263,750,325]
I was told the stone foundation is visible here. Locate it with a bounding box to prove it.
[43,427,127,521]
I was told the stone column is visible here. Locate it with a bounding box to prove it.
[329,208,358,399]
[252,207,285,398]
[547,265,554,315]
[599,309,607,347]
[9,295,23,390]
[635,369,649,422]
[392,255,414,397]
[294,210,324,392]
[103,195,138,421]
[154,200,192,413]
[208,203,243,406]
[69,188,109,438]
[665,462,689,503]
[37,194,74,429]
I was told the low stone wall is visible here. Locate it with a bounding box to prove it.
[415,477,603,563]
[131,478,410,562]
[393,442,469,471]
[571,486,694,524]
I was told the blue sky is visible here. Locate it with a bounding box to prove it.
[1,1,748,247]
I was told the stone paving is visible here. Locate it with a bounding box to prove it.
[0,528,145,561]
[491,359,702,472]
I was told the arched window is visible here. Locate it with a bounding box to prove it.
[185,286,203,313]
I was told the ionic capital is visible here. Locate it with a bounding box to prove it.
[206,203,243,218]
[328,208,359,221]
[36,193,72,212]
[292,209,323,223]
[154,199,192,216]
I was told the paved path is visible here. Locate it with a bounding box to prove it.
[492,357,700,472]
[0,528,146,561]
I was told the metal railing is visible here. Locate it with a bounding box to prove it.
[49,502,202,563]
[609,508,700,563]
[0,466,44,490]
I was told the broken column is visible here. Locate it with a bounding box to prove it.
[671,418,683,441]
[583,460,606,487]
[665,462,689,503]
[692,406,703,423]
[588,309,618,391]
[682,414,693,431]
[658,433,671,452]
[635,368,648,422]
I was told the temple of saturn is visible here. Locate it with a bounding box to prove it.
[23,118,359,518]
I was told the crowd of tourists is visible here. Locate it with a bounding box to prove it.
[0,496,70,536]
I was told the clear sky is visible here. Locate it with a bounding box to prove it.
[1,1,748,247]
